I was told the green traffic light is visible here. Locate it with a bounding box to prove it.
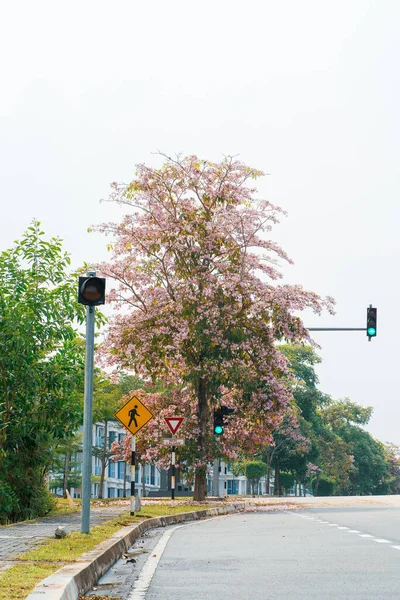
[214,425,223,435]
[367,327,376,336]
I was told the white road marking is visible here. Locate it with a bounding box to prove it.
[296,512,399,553]
[127,524,184,599]
[127,516,220,599]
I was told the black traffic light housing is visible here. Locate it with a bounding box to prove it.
[366,306,377,340]
[78,276,106,306]
[213,405,235,435]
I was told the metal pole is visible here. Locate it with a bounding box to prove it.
[307,328,366,331]
[171,441,176,501]
[130,435,136,516]
[212,459,220,497]
[81,285,96,534]
[224,463,227,497]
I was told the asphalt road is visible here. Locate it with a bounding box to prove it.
[93,503,400,599]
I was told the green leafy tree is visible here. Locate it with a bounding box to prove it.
[312,475,334,496]
[91,375,125,498]
[279,472,296,494]
[320,400,389,495]
[49,433,83,496]
[0,222,103,522]
[245,461,267,495]
[383,443,400,494]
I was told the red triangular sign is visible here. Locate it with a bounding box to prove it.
[165,417,184,435]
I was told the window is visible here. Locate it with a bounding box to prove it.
[108,431,116,448]
[118,461,125,480]
[108,462,116,478]
[96,426,104,447]
[94,458,102,476]
[150,465,155,485]
[108,487,116,498]
[227,480,239,495]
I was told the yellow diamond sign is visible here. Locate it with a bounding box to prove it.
[114,395,154,435]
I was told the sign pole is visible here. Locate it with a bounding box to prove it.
[130,435,136,516]
[171,436,176,501]
[113,394,155,516]
[81,274,96,534]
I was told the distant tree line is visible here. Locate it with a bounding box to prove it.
[239,344,400,497]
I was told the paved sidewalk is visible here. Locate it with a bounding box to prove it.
[0,502,130,573]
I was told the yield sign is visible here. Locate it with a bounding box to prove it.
[165,417,184,435]
[114,395,154,435]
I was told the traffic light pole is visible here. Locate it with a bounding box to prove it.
[307,328,366,331]
[212,459,220,497]
[81,297,96,534]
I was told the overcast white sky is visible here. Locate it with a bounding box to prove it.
[1,0,399,444]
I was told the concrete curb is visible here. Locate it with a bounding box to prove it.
[25,502,247,600]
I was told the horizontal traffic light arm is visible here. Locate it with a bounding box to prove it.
[307,328,367,331]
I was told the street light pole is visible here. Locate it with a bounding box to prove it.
[81,272,96,534]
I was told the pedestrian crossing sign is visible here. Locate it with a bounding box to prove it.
[114,395,154,435]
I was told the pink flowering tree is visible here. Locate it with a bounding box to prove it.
[97,154,334,500]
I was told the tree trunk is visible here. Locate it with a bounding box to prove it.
[142,463,146,497]
[314,472,320,497]
[98,420,108,500]
[274,464,280,496]
[194,467,207,501]
[63,452,70,499]
[193,377,209,501]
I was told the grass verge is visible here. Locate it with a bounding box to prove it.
[0,502,214,600]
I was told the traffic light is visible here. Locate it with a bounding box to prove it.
[213,406,235,435]
[214,407,224,435]
[366,306,377,339]
[78,276,106,306]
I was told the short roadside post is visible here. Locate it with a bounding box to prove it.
[164,417,184,502]
[114,395,154,515]
[171,437,176,501]
[130,435,136,516]
[78,272,106,534]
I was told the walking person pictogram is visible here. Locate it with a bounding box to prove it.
[128,405,140,428]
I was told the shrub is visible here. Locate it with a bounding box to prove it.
[312,475,335,496]
[280,471,295,493]
[0,480,19,524]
